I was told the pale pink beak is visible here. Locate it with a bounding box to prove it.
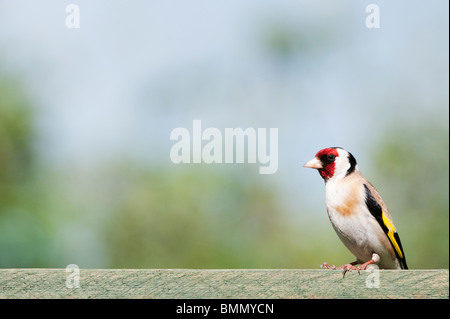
[303,157,323,169]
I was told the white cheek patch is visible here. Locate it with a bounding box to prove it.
[332,149,358,179]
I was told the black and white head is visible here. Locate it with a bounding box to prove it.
[303,147,358,181]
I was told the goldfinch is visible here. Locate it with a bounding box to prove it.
[304,147,408,270]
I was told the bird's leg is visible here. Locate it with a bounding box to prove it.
[357,253,380,270]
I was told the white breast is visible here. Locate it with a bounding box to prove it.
[324,177,398,268]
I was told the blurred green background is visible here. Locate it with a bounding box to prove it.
[0,1,448,269]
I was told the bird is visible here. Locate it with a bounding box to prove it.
[303,147,408,271]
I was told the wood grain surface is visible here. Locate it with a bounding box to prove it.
[0,269,448,299]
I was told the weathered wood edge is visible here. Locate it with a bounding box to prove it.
[0,269,448,299]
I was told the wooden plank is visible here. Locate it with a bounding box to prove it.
[0,269,448,299]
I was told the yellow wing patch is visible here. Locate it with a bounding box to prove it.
[381,212,403,259]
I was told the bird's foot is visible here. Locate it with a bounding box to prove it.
[320,261,361,277]
[320,262,337,270]
[339,263,358,270]
[321,255,379,277]
[340,259,376,277]
[337,261,359,277]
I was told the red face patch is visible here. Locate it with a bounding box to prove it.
[315,148,339,180]
[319,165,335,180]
[315,148,339,159]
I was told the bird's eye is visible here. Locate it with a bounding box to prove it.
[327,154,336,161]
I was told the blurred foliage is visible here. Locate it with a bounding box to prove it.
[0,75,58,267]
[0,77,34,197]
[103,166,295,268]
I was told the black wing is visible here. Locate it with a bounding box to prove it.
[363,184,408,269]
